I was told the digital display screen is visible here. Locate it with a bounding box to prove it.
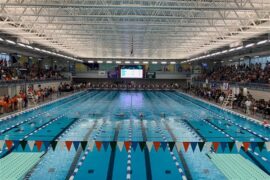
[120,65,144,78]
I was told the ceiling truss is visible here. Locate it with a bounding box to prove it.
[0,0,270,60]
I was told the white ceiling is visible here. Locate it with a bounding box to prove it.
[0,0,270,60]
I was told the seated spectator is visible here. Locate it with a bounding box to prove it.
[196,63,270,84]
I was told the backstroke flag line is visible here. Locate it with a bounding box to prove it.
[0,140,269,153]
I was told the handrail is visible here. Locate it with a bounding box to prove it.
[193,80,270,91]
[0,78,70,86]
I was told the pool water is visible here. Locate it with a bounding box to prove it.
[1,90,270,180]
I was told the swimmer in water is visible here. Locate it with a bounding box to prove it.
[19,127,24,132]
[139,112,144,120]
[161,112,165,118]
[116,112,125,117]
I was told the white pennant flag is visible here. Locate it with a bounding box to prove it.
[28,141,35,151]
[175,142,181,151]
[0,140,4,150]
[146,141,153,151]
[265,142,270,151]
[88,141,95,152]
[117,142,124,152]
[204,142,212,152]
[235,142,242,152]
[60,141,66,150]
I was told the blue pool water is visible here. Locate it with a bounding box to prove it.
[1,90,270,179]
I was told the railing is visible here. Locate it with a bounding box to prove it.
[0,78,70,86]
[193,80,270,91]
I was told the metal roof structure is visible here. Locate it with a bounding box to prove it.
[0,0,270,61]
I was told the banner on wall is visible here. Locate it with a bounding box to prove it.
[98,71,106,76]
[146,72,156,79]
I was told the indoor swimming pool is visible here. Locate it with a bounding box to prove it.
[0,90,270,180]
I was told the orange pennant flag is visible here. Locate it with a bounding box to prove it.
[124,141,131,151]
[35,141,43,151]
[212,142,220,152]
[65,141,73,151]
[153,142,161,152]
[5,140,13,150]
[95,141,102,151]
[183,142,190,152]
[243,142,250,152]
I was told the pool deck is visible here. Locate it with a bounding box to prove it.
[0,89,266,128]
[178,90,268,123]
[0,90,86,120]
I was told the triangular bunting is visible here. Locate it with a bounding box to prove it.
[43,141,50,150]
[243,142,250,152]
[160,142,167,151]
[250,142,257,152]
[198,142,205,152]
[73,141,80,151]
[228,142,235,152]
[35,141,43,151]
[110,141,117,151]
[204,142,212,152]
[28,140,35,151]
[183,142,190,152]
[103,141,109,151]
[235,142,242,152]
[124,141,131,151]
[60,141,66,150]
[168,142,175,151]
[88,141,95,151]
[80,141,88,151]
[139,142,146,151]
[265,142,270,151]
[153,142,161,152]
[117,141,124,151]
[0,140,4,150]
[20,140,28,150]
[13,140,20,150]
[132,142,138,151]
[65,141,73,151]
[220,142,227,152]
[190,142,197,152]
[257,142,265,152]
[212,142,219,152]
[95,141,102,151]
[51,141,58,151]
[5,140,13,150]
[175,142,181,151]
[146,142,153,152]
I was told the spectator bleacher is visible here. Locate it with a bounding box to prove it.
[197,63,270,84]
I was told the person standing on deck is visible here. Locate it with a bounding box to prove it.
[245,99,252,115]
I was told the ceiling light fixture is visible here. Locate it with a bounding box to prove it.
[257,40,267,45]
[245,43,255,48]
[6,40,16,45]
